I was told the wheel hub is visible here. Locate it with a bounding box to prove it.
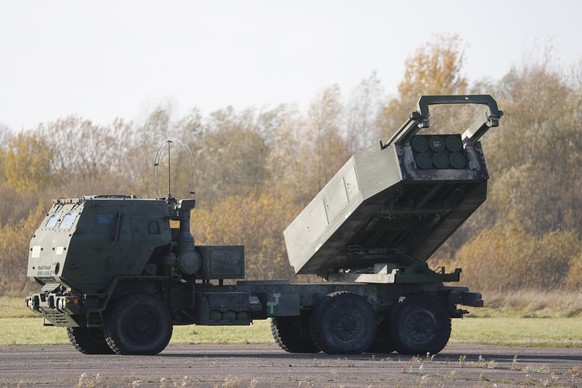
[406,310,436,342]
[126,312,158,342]
[331,308,362,341]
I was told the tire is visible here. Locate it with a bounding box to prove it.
[366,319,395,354]
[67,327,115,354]
[389,294,451,355]
[271,315,320,353]
[104,293,173,355]
[310,292,376,355]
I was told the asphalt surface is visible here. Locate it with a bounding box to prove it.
[0,344,580,387]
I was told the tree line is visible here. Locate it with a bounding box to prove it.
[1,34,580,294]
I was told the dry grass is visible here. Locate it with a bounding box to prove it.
[477,290,582,318]
[0,295,37,318]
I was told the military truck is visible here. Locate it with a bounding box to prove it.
[25,95,502,356]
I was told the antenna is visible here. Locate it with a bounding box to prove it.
[167,139,172,198]
[153,139,196,199]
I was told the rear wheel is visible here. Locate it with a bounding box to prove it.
[389,294,451,355]
[104,293,173,355]
[67,327,114,354]
[310,292,376,354]
[271,315,319,353]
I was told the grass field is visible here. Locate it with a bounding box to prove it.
[1,317,581,348]
[4,295,581,348]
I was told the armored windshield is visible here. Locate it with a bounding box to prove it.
[59,213,78,229]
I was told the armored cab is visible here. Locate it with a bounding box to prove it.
[28,196,172,292]
[27,195,244,327]
[285,95,502,278]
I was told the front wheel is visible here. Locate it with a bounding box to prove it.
[67,327,114,354]
[104,293,173,355]
[310,292,376,354]
[389,294,451,355]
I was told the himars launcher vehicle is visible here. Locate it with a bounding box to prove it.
[26,95,502,356]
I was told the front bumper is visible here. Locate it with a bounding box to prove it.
[26,293,82,326]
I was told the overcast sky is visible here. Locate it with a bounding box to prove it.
[1,0,581,131]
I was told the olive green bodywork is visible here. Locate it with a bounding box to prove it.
[25,95,501,356]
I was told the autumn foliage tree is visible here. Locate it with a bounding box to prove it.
[379,34,468,139]
[193,192,301,280]
[3,132,53,194]
[1,34,580,296]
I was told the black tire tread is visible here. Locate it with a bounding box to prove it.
[67,327,115,354]
[270,316,320,353]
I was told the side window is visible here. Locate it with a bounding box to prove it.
[97,213,116,225]
[97,211,121,241]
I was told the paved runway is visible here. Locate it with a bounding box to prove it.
[0,344,580,387]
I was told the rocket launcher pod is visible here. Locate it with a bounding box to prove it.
[284,95,503,277]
